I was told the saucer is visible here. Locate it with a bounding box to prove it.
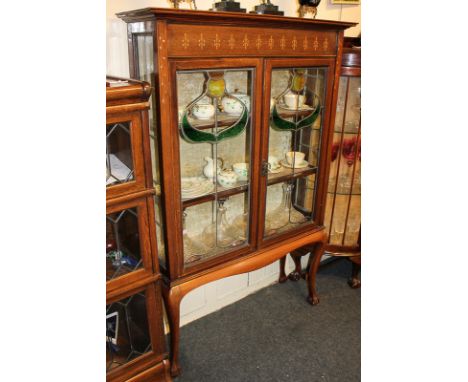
[276,104,314,112]
[280,159,309,169]
[268,165,283,174]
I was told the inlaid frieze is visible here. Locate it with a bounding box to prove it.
[167,24,336,57]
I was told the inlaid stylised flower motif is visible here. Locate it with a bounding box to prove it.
[182,33,189,49]
[198,33,206,49]
[213,34,221,50]
[229,34,235,50]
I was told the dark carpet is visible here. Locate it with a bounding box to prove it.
[176,258,360,382]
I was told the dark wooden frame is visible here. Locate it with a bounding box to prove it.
[117,8,356,377]
[106,77,172,382]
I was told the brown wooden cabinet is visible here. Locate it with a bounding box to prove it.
[279,44,361,289]
[106,76,172,382]
[116,8,355,377]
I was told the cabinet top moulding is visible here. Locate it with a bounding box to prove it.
[116,7,356,30]
[117,9,356,59]
[106,75,152,109]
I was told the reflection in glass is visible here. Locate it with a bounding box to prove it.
[106,122,134,186]
[106,291,151,372]
[106,208,142,281]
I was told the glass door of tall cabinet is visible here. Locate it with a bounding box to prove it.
[174,64,258,271]
[325,67,361,251]
[260,61,333,242]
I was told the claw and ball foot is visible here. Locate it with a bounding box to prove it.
[278,255,288,283]
[348,258,361,289]
[307,241,324,305]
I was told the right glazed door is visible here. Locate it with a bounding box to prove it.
[259,59,336,245]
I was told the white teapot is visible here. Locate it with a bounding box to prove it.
[203,157,224,179]
[217,168,238,188]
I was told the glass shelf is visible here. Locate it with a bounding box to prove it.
[182,181,249,208]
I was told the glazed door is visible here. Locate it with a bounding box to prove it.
[259,58,336,245]
[169,59,263,275]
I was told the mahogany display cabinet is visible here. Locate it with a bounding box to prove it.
[106,76,172,382]
[116,8,355,377]
[279,43,361,289]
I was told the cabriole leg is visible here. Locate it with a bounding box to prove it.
[348,257,361,289]
[279,255,288,283]
[288,251,303,281]
[162,285,182,377]
[307,241,324,305]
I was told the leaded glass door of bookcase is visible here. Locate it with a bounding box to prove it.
[259,59,336,244]
[171,59,262,275]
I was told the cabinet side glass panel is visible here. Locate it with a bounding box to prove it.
[106,290,151,372]
[176,68,253,268]
[106,122,134,186]
[134,33,167,267]
[106,207,143,281]
[264,67,327,238]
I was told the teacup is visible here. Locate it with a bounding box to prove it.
[286,151,306,166]
[233,162,249,181]
[222,94,250,115]
[283,93,305,110]
[192,103,215,120]
[268,155,280,170]
[233,93,251,111]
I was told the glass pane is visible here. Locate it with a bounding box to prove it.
[264,67,327,238]
[106,207,143,281]
[134,34,167,268]
[176,68,253,267]
[106,291,151,372]
[106,122,134,186]
[153,196,166,267]
[325,74,361,248]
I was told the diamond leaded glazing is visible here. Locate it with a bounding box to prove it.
[106,291,151,372]
[106,208,142,281]
[106,122,135,186]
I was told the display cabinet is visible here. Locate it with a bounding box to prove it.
[106,76,172,382]
[279,42,361,289]
[117,8,355,377]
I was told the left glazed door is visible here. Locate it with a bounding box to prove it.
[166,59,263,277]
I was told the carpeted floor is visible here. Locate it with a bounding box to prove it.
[176,258,360,382]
